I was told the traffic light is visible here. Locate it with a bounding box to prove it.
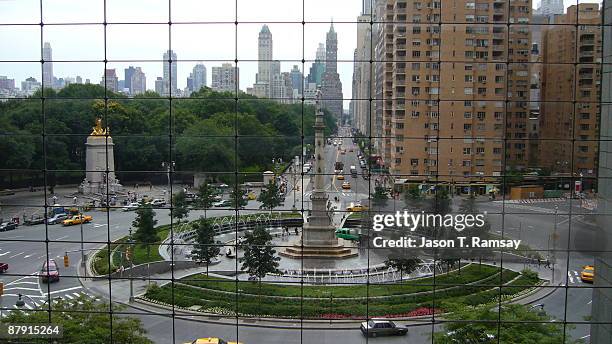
[0,281,4,296]
[63,254,69,267]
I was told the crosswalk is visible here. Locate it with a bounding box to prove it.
[494,198,567,204]
[567,270,581,284]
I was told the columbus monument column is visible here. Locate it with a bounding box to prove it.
[282,90,356,259]
[79,118,122,195]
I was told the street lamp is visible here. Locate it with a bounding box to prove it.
[161,161,176,203]
[128,227,134,302]
[79,204,85,270]
[551,205,559,284]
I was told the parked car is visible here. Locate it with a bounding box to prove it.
[0,262,8,273]
[360,320,408,337]
[213,200,232,207]
[122,202,140,212]
[0,222,18,232]
[40,259,60,283]
[62,214,92,226]
[47,213,69,225]
[24,214,46,226]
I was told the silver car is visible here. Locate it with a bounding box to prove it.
[360,320,408,337]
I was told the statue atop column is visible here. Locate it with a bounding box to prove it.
[79,117,122,195]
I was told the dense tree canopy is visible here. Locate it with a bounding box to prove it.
[0,85,337,186]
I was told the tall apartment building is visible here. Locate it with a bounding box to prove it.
[375,0,531,193]
[130,67,146,95]
[535,0,564,17]
[101,69,119,93]
[353,14,374,136]
[211,63,239,93]
[256,25,273,87]
[187,63,207,93]
[154,77,164,95]
[0,76,15,91]
[539,4,601,182]
[290,65,303,95]
[307,43,326,86]
[163,49,178,96]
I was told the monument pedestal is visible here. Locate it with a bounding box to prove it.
[80,134,122,195]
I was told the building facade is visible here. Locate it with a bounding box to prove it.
[130,67,146,95]
[539,4,601,182]
[256,25,273,89]
[353,14,373,136]
[42,42,54,89]
[101,69,119,93]
[211,63,239,93]
[372,0,531,192]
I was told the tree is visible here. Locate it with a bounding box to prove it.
[132,202,158,261]
[239,226,280,280]
[428,187,451,215]
[433,304,572,344]
[171,190,189,224]
[258,181,283,214]
[196,182,216,218]
[230,185,248,209]
[1,296,152,343]
[191,217,220,275]
[403,184,424,211]
[372,186,389,209]
[457,194,492,263]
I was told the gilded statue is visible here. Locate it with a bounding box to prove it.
[91,118,108,136]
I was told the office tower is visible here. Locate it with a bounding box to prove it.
[320,23,344,118]
[188,64,207,93]
[307,43,326,86]
[101,69,119,93]
[540,4,601,185]
[375,0,531,190]
[353,14,373,136]
[536,0,564,17]
[256,25,273,85]
[124,67,137,93]
[75,76,83,84]
[154,77,164,95]
[163,49,178,96]
[211,63,239,93]
[0,76,15,91]
[130,67,146,95]
[42,42,54,89]
[593,1,612,340]
[290,65,303,95]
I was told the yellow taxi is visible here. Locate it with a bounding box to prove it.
[342,182,351,190]
[580,265,594,283]
[62,214,93,226]
[346,203,368,212]
[183,338,242,344]
[337,175,345,180]
[246,192,257,200]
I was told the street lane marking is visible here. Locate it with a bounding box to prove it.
[63,294,74,300]
[4,287,41,292]
[567,271,575,284]
[8,252,24,258]
[9,281,38,286]
[587,300,592,305]
[0,251,10,256]
[580,335,590,339]
[43,286,82,296]
[23,254,35,259]
[24,303,33,310]
[55,235,69,240]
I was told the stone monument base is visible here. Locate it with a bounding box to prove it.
[281,239,358,259]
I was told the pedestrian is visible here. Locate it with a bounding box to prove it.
[22,211,26,223]
[294,228,298,235]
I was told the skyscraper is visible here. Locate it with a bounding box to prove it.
[353,14,373,136]
[101,69,119,93]
[130,67,146,95]
[289,65,303,95]
[536,0,564,17]
[124,66,137,93]
[163,50,178,96]
[42,42,54,89]
[211,63,239,93]
[256,25,273,85]
[307,43,326,86]
[188,64,207,93]
[320,23,344,118]
[154,77,164,95]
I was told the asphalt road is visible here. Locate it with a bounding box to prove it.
[0,126,597,343]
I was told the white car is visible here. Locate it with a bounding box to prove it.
[122,202,140,212]
[149,199,166,207]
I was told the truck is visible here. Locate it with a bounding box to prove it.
[334,161,344,174]
[350,165,357,177]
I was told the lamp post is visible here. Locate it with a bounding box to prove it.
[292,158,298,211]
[161,161,175,203]
[551,205,558,283]
[128,227,134,302]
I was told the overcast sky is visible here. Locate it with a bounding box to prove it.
[0,0,598,105]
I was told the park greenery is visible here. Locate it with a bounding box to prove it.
[171,190,189,223]
[144,264,541,318]
[0,84,337,186]
[239,226,281,280]
[0,297,152,344]
[191,217,220,273]
[258,181,283,213]
[132,203,159,261]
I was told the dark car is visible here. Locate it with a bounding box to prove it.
[40,259,60,283]
[0,222,18,232]
[360,320,408,337]
[46,213,69,225]
[0,262,8,273]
